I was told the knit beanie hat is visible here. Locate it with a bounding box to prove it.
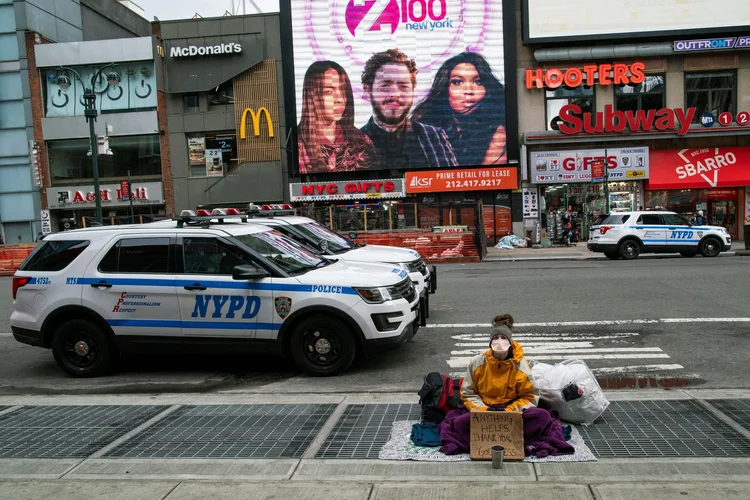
[488,314,514,346]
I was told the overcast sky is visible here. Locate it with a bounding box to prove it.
[138,0,280,21]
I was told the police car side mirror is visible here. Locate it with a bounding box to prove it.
[232,264,269,280]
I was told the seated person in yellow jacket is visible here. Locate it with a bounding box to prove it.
[461,313,540,412]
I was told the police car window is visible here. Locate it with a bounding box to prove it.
[638,214,663,225]
[99,238,170,274]
[20,240,89,272]
[662,214,689,226]
[294,222,352,253]
[602,214,631,225]
[182,237,252,275]
[234,230,327,275]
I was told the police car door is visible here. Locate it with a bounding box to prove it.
[662,213,697,250]
[177,235,259,343]
[82,234,181,341]
[634,213,666,249]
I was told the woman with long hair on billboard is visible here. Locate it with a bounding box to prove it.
[412,52,507,166]
[298,61,377,173]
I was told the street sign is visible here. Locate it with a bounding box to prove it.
[591,159,605,182]
[120,180,130,201]
[40,210,52,235]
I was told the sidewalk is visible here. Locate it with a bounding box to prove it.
[1,390,750,499]
[485,241,750,261]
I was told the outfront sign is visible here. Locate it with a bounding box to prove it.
[46,182,164,210]
[530,148,649,184]
[290,179,405,202]
[405,167,518,194]
[674,36,750,52]
[648,147,750,189]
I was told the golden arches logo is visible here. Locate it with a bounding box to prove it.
[240,107,274,139]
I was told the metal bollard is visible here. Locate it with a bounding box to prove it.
[491,445,505,469]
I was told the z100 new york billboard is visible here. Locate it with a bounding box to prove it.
[284,0,514,174]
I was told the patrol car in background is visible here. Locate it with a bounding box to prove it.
[218,204,436,315]
[10,211,420,377]
[588,210,732,260]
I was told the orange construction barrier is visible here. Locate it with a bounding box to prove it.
[0,244,36,276]
[353,231,480,263]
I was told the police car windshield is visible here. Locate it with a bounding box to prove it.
[235,230,329,275]
[294,222,353,253]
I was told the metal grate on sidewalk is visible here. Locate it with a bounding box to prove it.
[578,400,750,457]
[316,404,421,459]
[105,404,335,459]
[0,405,168,458]
[709,399,750,432]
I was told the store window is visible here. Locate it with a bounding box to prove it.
[43,63,157,118]
[545,86,595,131]
[48,135,161,185]
[208,81,234,107]
[187,132,238,177]
[685,71,736,123]
[184,93,200,111]
[615,74,665,112]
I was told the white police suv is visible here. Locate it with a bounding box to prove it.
[235,205,436,309]
[10,212,420,377]
[588,210,732,260]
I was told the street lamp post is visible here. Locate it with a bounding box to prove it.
[55,64,121,226]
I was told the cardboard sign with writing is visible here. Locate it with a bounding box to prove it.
[470,411,524,461]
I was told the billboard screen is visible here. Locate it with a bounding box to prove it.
[286,0,514,174]
[523,0,750,43]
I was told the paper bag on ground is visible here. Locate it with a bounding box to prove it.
[469,410,524,461]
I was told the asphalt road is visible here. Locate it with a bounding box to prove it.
[1,256,749,394]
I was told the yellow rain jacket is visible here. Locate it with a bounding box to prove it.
[460,341,540,412]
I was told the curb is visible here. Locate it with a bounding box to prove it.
[484,251,747,262]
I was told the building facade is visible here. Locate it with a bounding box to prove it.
[517,0,750,245]
[34,36,166,230]
[0,0,149,243]
[155,14,288,214]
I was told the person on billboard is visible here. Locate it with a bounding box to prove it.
[360,49,457,170]
[298,61,377,173]
[412,52,507,166]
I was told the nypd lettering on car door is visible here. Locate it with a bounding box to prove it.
[191,295,261,319]
[670,231,697,240]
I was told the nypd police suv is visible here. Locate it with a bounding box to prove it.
[10,211,420,377]
[231,204,435,309]
[587,210,732,260]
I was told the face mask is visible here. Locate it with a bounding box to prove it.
[491,337,511,353]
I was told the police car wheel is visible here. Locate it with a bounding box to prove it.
[679,251,697,258]
[290,316,356,376]
[604,252,619,260]
[51,320,113,377]
[699,238,721,258]
[618,240,640,260]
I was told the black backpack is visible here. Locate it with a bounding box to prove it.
[418,372,462,424]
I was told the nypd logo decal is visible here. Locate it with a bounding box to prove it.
[275,297,292,319]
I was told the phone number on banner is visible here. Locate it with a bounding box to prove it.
[444,179,506,189]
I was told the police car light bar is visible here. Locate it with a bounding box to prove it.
[175,208,248,227]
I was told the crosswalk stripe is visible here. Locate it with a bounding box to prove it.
[591,364,685,375]
[447,353,671,368]
[451,333,640,341]
[450,347,663,356]
[455,342,596,349]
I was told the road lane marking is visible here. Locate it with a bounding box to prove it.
[450,347,664,356]
[447,353,671,368]
[590,364,685,375]
[429,318,750,328]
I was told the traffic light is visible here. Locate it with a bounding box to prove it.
[29,140,42,187]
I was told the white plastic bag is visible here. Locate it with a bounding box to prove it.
[531,359,609,425]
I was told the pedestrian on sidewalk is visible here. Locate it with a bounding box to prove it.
[696,210,705,226]
[438,314,573,458]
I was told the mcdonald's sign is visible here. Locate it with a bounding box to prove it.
[240,107,274,139]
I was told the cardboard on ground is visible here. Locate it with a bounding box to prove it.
[470,410,524,461]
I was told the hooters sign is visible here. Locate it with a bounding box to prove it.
[648,147,750,189]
